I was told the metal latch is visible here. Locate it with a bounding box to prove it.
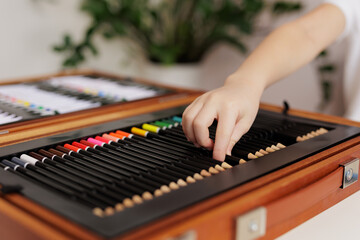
[341,158,359,189]
[236,207,267,240]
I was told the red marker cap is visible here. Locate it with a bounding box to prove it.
[72,142,89,150]
[80,140,96,147]
[64,144,80,152]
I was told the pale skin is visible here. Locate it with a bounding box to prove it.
[182,4,346,161]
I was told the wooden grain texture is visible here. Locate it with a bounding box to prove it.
[0,93,199,147]
[0,70,203,147]
[3,194,100,240]
[0,197,82,240]
[1,118,360,240]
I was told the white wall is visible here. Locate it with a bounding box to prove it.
[0,0,346,115]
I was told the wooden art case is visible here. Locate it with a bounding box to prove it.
[0,70,203,147]
[0,71,359,240]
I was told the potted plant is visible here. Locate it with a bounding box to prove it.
[54,0,302,89]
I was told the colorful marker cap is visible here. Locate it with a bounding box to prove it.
[88,138,105,146]
[142,124,160,133]
[153,121,172,128]
[64,143,81,152]
[109,132,126,140]
[102,134,120,142]
[172,116,182,123]
[72,142,89,150]
[115,130,132,138]
[94,136,110,143]
[131,127,148,137]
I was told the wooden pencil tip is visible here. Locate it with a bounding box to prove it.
[215,165,225,171]
[200,169,211,177]
[154,189,163,197]
[319,127,328,133]
[259,149,268,155]
[105,207,115,216]
[255,151,264,157]
[142,191,153,200]
[296,136,303,142]
[194,173,204,180]
[248,153,257,159]
[221,162,232,169]
[186,176,196,183]
[123,198,134,208]
[239,159,247,164]
[160,185,171,193]
[169,182,179,190]
[177,179,187,187]
[277,143,286,148]
[209,167,219,174]
[93,208,104,217]
[115,203,124,212]
[311,131,319,136]
[266,147,275,152]
[272,145,280,150]
[132,195,143,204]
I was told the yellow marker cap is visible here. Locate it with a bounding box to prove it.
[131,127,148,137]
[142,124,160,133]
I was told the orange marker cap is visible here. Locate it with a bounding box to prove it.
[116,130,132,137]
[109,132,125,140]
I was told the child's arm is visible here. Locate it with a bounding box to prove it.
[182,3,346,161]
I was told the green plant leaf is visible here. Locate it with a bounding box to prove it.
[54,0,303,65]
[321,80,332,101]
[53,34,73,52]
[220,35,247,53]
[319,64,335,72]
[272,1,302,15]
[242,0,264,14]
[81,0,109,20]
[148,44,182,65]
[317,50,328,58]
[87,42,98,56]
[103,30,116,39]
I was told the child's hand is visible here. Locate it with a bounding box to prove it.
[182,76,265,161]
[182,3,346,162]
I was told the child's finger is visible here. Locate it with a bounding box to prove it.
[226,118,252,155]
[213,109,237,161]
[182,101,203,145]
[192,106,216,149]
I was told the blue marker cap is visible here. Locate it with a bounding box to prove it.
[172,116,183,123]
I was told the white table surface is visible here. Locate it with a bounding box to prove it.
[277,190,360,240]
